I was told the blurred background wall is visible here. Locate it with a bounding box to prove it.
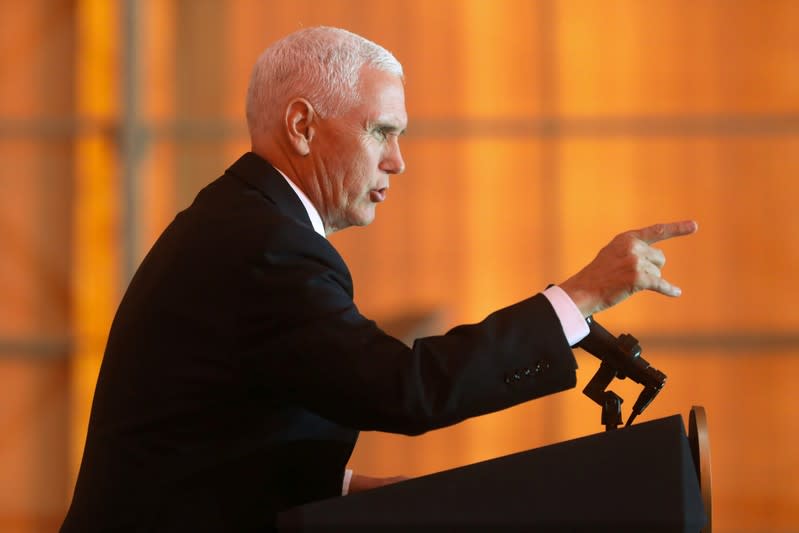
[1,0,797,531]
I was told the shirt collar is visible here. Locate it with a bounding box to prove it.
[273,167,326,238]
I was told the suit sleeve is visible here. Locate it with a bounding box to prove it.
[236,224,578,436]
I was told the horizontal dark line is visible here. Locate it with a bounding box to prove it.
[410,114,799,138]
[0,118,247,140]
[0,118,115,139]
[0,337,72,359]
[1,114,798,141]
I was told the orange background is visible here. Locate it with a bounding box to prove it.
[1,0,797,531]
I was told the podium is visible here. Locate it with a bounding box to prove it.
[278,412,709,532]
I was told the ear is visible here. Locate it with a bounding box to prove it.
[285,98,316,156]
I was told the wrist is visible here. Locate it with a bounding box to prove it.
[559,280,596,318]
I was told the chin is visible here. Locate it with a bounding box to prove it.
[351,211,376,227]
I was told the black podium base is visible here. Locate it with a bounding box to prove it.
[278,414,707,532]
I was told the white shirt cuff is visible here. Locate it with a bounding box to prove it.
[342,468,353,495]
[543,285,590,346]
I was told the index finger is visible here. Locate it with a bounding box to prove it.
[633,220,698,244]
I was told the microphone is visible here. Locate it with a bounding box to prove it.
[577,316,666,426]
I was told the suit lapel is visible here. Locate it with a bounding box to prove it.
[226,152,355,298]
[226,152,314,231]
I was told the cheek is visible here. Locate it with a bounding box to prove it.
[343,175,370,203]
[347,150,379,190]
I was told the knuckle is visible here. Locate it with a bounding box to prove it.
[614,233,637,254]
[648,247,666,267]
[624,255,640,270]
[614,231,633,244]
[634,273,649,290]
[631,239,647,255]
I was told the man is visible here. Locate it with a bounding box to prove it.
[61,26,697,531]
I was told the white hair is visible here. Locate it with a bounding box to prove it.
[246,26,403,138]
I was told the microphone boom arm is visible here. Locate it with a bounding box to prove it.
[577,317,667,431]
[583,360,625,431]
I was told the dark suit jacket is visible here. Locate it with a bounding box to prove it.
[61,152,579,532]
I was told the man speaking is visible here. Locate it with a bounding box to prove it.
[61,26,697,532]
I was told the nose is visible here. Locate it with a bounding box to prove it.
[379,136,405,175]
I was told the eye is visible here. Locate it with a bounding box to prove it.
[370,125,400,141]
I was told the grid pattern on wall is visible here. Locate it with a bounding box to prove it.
[0,1,797,531]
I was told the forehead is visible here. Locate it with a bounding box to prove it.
[354,67,407,128]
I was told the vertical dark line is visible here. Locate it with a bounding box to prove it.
[174,0,191,221]
[537,0,564,445]
[121,0,140,286]
[174,0,230,209]
[453,5,474,334]
[538,0,561,283]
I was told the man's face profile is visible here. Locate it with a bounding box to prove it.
[311,67,407,232]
